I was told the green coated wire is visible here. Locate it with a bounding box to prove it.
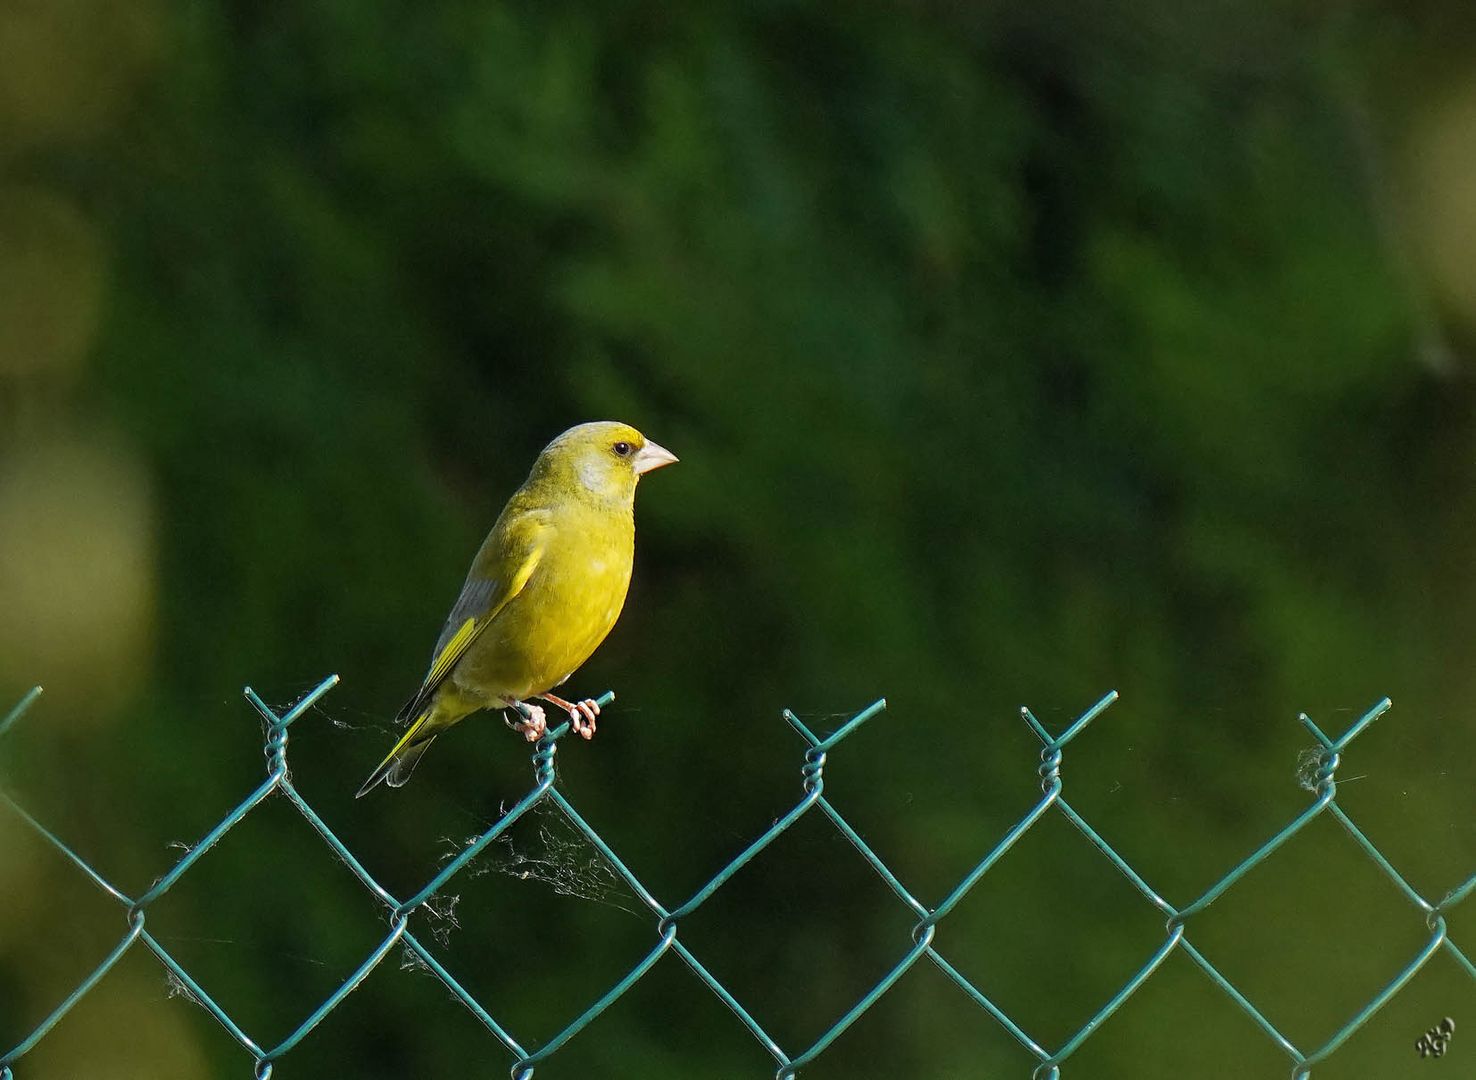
[0,679,1472,1080]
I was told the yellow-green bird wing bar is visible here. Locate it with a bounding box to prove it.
[394,508,553,725]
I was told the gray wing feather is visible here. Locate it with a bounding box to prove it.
[394,574,500,726]
[430,574,499,662]
[393,507,553,727]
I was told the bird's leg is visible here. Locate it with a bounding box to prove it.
[538,692,601,740]
[504,700,548,742]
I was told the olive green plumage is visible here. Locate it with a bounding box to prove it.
[356,421,677,797]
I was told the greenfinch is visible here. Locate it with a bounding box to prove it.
[356,421,677,797]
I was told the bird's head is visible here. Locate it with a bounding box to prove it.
[532,421,678,505]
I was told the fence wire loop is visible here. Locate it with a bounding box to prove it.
[2,679,1473,1078]
[533,738,557,785]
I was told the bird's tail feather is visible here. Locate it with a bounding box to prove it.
[356,708,440,798]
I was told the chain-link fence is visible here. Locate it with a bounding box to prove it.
[2,677,1472,1078]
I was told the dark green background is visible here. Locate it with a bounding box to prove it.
[3,3,1475,1078]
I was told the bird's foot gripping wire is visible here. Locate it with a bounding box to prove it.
[539,692,601,740]
[505,701,548,742]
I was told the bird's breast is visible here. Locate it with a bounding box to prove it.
[456,519,635,701]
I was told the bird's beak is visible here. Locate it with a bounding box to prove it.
[632,439,679,475]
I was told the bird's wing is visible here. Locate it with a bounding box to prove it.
[394,507,554,724]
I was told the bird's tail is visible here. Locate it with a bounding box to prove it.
[356,707,443,798]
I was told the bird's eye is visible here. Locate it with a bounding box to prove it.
[612,441,632,457]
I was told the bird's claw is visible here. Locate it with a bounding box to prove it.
[528,693,602,740]
[568,698,601,740]
[507,702,548,742]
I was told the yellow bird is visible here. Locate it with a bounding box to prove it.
[356,421,677,797]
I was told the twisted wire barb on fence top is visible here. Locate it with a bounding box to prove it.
[2,678,1474,1078]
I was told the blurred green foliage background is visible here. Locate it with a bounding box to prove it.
[3,2,1476,1077]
